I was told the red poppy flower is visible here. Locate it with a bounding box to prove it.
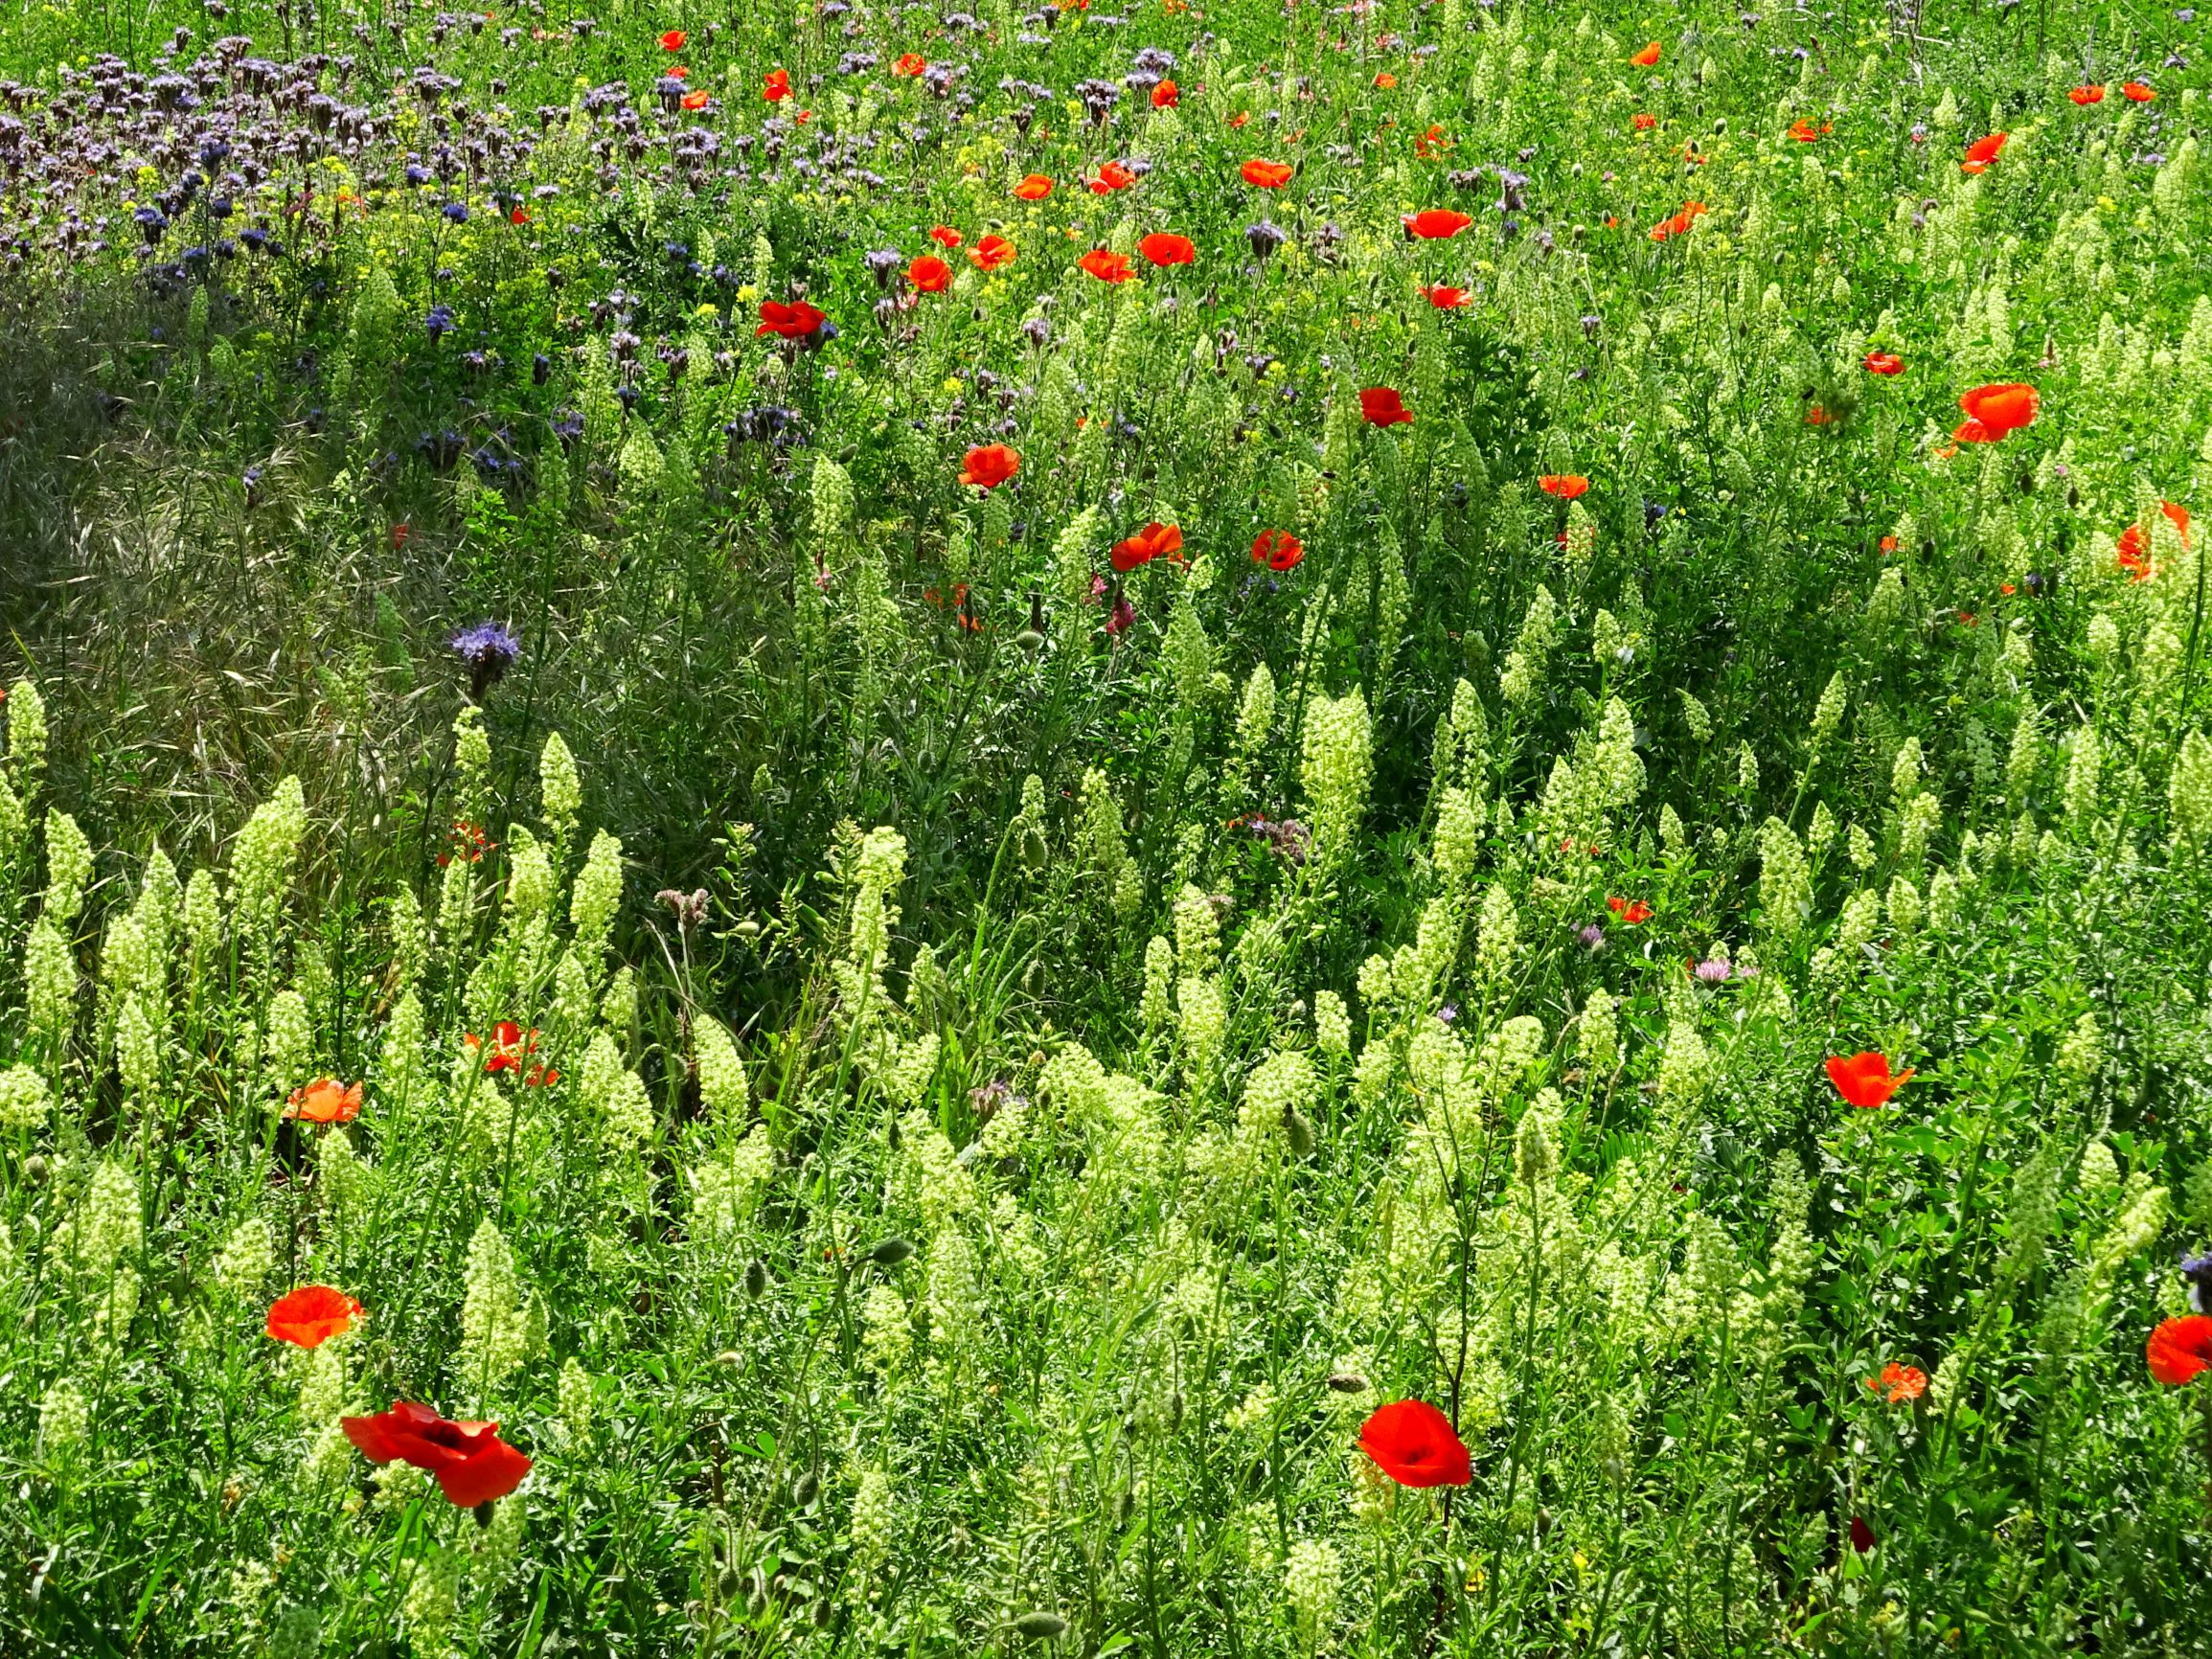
[969,234,1015,271]
[2122,81,2155,102]
[1242,158,1294,188]
[895,53,926,76]
[342,1402,534,1508]
[1880,535,1899,553]
[1152,79,1178,107]
[1374,71,1398,89]
[1089,160,1138,193]
[1402,208,1472,239]
[1013,173,1055,200]
[764,68,791,101]
[1110,522,1184,572]
[1648,200,1708,241]
[1138,232,1196,266]
[1423,284,1470,308]
[2117,502,2190,579]
[1357,1399,1472,1488]
[1607,896,1653,924]
[755,300,827,340]
[1079,248,1133,283]
[960,443,1020,489]
[2148,1315,2212,1384]
[907,254,952,293]
[658,29,686,50]
[1630,40,1662,66]
[1227,109,1251,128]
[1850,1516,1877,1553]
[392,522,411,548]
[267,1284,362,1349]
[285,1077,363,1124]
[1251,529,1304,571]
[1538,473,1589,499]
[929,225,963,249]
[1862,351,1904,375]
[681,90,710,111]
[1826,1052,1913,1109]
[1804,406,1833,426]
[1865,1361,1927,1404]
[1414,123,1449,158]
[1961,130,2008,173]
[668,66,690,80]
[1790,119,1831,142]
[1952,382,2037,443]
[1631,112,1657,131]
[1359,387,1412,427]
[2068,83,2106,105]
[467,1022,539,1076]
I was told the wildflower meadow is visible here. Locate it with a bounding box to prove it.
[4,0,2212,1650]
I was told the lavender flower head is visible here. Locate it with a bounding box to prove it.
[2181,1252,2212,1312]
[1244,219,1289,259]
[450,621,522,699]
[1577,923,1606,951]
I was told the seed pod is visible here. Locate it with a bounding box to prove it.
[812,1597,835,1629]
[869,1237,916,1267]
[744,1258,769,1298]
[1284,1106,1316,1158]
[1013,1612,1068,1640]
[793,1469,820,1506]
[22,1153,48,1182]
[1325,1371,1369,1394]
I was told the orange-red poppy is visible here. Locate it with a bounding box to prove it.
[1358,1399,1471,1488]
[1402,208,1472,239]
[1227,109,1251,128]
[1152,79,1178,107]
[929,224,963,248]
[960,443,1020,489]
[1862,351,1904,375]
[267,1285,362,1349]
[895,53,926,76]
[764,68,790,101]
[1423,284,1470,308]
[343,1402,534,1507]
[2068,83,2106,105]
[2118,502,2191,580]
[681,89,709,111]
[1359,387,1412,427]
[1826,1052,1913,1109]
[1251,529,1304,571]
[1961,130,2008,173]
[285,1077,362,1124]
[1414,123,1450,158]
[907,254,952,293]
[1538,473,1589,499]
[1630,40,1662,66]
[1790,119,1832,142]
[1013,173,1055,200]
[658,29,686,50]
[466,1022,557,1085]
[969,234,1015,271]
[1374,71,1398,89]
[1242,158,1294,188]
[1648,200,1707,241]
[1110,522,1184,572]
[1607,896,1653,924]
[1079,248,1133,283]
[1952,382,2037,443]
[1137,232,1196,266]
[2122,81,2156,102]
[1865,1362,1927,1404]
[1631,112,1657,130]
[2148,1315,2212,1384]
[668,65,690,80]
[756,299,827,339]
[1089,160,1138,193]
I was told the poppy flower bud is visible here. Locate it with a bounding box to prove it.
[718,1567,742,1598]
[794,1468,820,1506]
[1167,1390,1185,1428]
[1014,1613,1068,1640]
[746,1589,768,1618]
[1326,1371,1369,1394]
[474,1498,498,1529]
[1015,627,1047,653]
[1284,1106,1316,1157]
[716,1350,742,1366]
[744,1258,769,1298]
[869,1237,916,1266]
[23,1152,48,1182]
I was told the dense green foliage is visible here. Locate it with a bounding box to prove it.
[4,0,2212,1651]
